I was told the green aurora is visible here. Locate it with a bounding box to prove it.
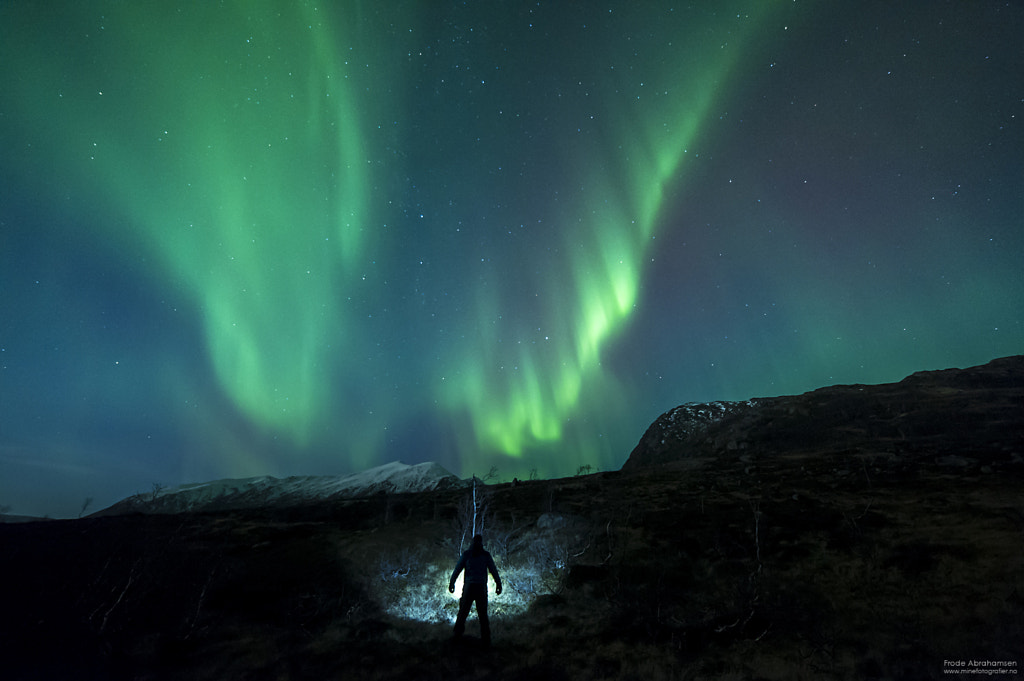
[2,1,1021,516]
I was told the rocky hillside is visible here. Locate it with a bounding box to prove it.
[626,355,1023,470]
[2,357,1022,680]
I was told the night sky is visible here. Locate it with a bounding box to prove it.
[2,1,1021,518]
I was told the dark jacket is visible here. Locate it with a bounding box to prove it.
[451,547,501,590]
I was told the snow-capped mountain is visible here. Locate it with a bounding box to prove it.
[96,461,465,515]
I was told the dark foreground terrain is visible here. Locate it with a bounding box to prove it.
[3,357,1022,680]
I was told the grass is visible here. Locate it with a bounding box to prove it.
[2,446,1022,680]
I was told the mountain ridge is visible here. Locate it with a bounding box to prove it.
[92,355,1024,516]
[625,354,1024,470]
[95,460,465,516]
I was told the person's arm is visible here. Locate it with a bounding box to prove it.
[449,553,467,593]
[487,555,502,594]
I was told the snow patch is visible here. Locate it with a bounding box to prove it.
[98,461,465,515]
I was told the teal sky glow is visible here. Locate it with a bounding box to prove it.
[1,1,1021,517]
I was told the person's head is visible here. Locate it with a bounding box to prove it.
[472,534,484,552]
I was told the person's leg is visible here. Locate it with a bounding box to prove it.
[453,592,472,638]
[477,591,491,646]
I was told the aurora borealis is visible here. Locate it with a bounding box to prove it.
[2,2,1021,517]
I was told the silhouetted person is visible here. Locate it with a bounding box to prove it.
[449,534,502,646]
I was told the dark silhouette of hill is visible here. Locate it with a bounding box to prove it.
[626,355,1023,470]
[1,357,1021,680]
